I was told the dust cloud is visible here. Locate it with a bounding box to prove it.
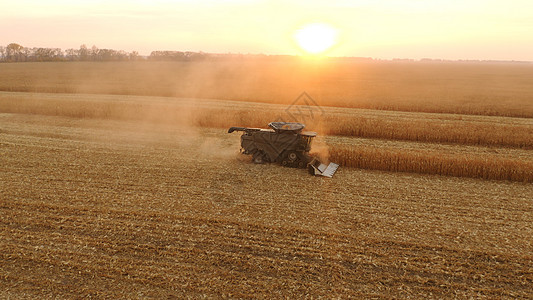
[0,59,338,163]
[309,137,330,163]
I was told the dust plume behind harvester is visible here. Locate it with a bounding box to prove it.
[228,122,339,177]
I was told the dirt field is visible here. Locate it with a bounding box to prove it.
[1,110,532,298]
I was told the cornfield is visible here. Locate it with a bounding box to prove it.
[1,92,532,149]
[1,61,533,118]
[1,91,531,182]
[329,144,533,182]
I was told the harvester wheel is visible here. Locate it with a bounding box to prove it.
[287,152,298,162]
[253,151,265,164]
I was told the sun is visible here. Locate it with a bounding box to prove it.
[294,23,339,55]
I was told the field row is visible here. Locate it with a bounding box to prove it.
[2,92,532,149]
[1,93,532,182]
[323,136,533,182]
[329,144,532,182]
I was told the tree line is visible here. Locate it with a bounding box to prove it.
[0,43,293,63]
[1,43,529,64]
[0,43,143,62]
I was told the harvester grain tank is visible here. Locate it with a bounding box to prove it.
[228,122,339,177]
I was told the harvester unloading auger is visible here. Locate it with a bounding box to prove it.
[228,122,339,177]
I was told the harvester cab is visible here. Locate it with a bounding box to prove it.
[228,122,339,177]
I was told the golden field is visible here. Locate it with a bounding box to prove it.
[1,61,532,298]
[0,60,532,117]
[2,91,532,182]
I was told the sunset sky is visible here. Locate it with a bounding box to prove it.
[1,0,532,60]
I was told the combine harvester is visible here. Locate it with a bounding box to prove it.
[228,122,339,177]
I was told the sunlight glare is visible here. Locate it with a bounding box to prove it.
[294,23,339,55]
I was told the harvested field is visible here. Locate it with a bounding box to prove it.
[1,111,532,298]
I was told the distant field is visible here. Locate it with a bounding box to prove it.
[0,60,532,117]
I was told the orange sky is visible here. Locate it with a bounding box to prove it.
[1,0,532,60]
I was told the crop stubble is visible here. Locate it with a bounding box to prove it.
[1,113,532,298]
